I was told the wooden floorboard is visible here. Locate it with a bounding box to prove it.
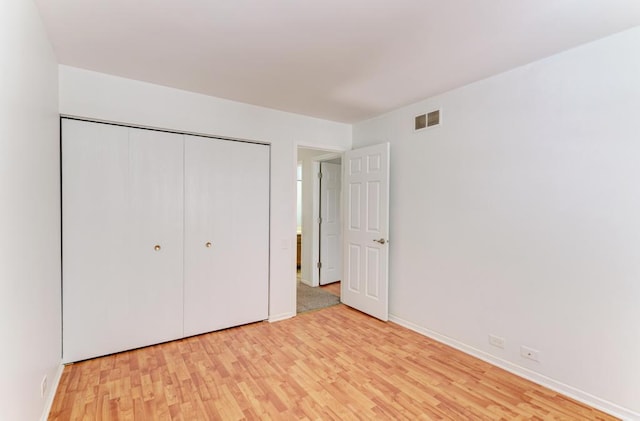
[49,305,616,420]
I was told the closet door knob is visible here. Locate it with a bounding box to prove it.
[205,242,212,248]
[154,244,161,251]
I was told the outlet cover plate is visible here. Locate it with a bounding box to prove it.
[521,345,540,362]
[489,334,505,349]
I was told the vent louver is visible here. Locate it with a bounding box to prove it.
[415,109,441,131]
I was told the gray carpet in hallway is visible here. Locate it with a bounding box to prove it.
[297,281,340,313]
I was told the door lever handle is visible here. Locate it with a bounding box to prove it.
[373,238,387,245]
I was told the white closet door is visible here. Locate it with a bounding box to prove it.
[62,120,184,362]
[183,135,269,337]
[63,120,129,362]
[126,128,184,345]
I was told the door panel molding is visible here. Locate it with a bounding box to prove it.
[341,143,390,321]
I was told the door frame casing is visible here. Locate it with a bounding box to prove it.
[294,144,346,312]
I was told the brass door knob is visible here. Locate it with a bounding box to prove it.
[154,244,161,251]
[373,238,386,245]
[205,242,212,248]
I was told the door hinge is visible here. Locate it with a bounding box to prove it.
[318,171,323,179]
[318,217,322,224]
[317,262,322,269]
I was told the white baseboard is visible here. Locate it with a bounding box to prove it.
[268,311,294,323]
[389,314,639,421]
[40,362,64,421]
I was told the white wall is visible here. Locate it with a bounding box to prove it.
[353,27,640,419]
[58,66,352,322]
[0,1,62,420]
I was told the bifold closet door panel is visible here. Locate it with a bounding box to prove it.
[183,136,269,337]
[126,128,185,346]
[63,120,130,362]
[62,120,184,363]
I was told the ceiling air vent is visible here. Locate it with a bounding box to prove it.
[415,109,441,131]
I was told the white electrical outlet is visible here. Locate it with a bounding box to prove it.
[521,345,540,362]
[41,375,48,398]
[488,334,505,349]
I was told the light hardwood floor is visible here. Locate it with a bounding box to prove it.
[49,305,616,420]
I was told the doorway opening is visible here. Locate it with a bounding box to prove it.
[296,147,342,314]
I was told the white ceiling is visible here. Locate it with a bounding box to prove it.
[35,0,640,123]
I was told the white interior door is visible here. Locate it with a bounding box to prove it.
[341,143,390,321]
[183,135,269,337]
[319,162,342,285]
[62,120,184,363]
